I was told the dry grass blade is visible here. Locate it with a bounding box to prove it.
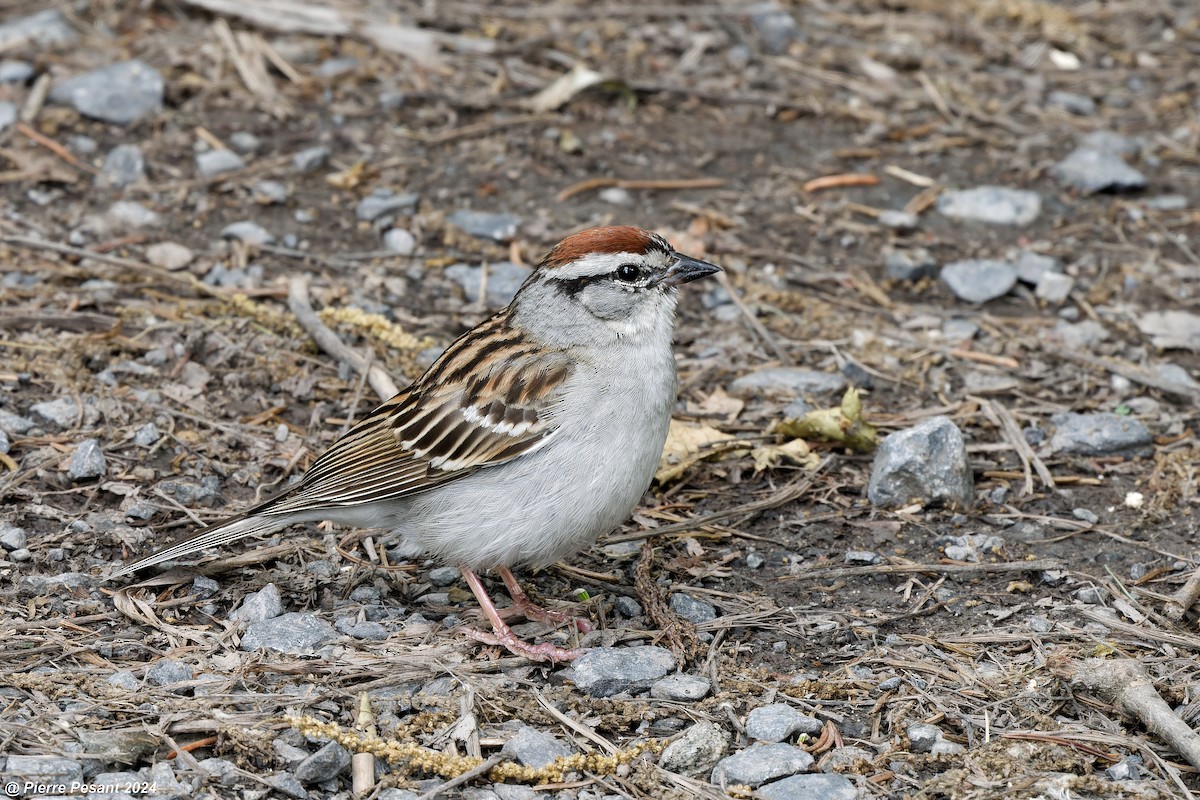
[212,19,293,119]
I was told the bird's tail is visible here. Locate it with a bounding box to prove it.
[107,511,296,580]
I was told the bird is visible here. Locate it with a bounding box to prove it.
[111,225,721,662]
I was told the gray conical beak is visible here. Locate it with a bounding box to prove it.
[659,254,722,287]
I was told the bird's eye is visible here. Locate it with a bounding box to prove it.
[615,264,641,282]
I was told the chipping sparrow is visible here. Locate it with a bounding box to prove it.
[112,225,721,662]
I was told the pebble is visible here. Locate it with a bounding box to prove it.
[293,145,331,173]
[501,725,572,768]
[196,148,245,177]
[145,241,194,271]
[750,1,803,54]
[659,721,728,776]
[221,220,275,245]
[882,246,936,281]
[1012,250,1061,285]
[1046,90,1096,115]
[669,592,717,624]
[1104,756,1142,781]
[867,415,974,508]
[0,428,8,454]
[0,101,14,133]
[940,259,1018,303]
[444,261,531,307]
[650,674,711,701]
[158,476,219,506]
[1073,508,1099,524]
[0,9,75,48]
[599,187,633,205]
[97,144,145,187]
[936,186,1041,226]
[229,583,285,624]
[613,596,642,617]
[729,367,846,399]
[66,438,107,481]
[428,566,461,586]
[253,180,289,205]
[845,550,882,565]
[313,57,360,79]
[571,646,675,697]
[447,210,521,242]
[1048,412,1153,457]
[50,59,164,124]
[1053,319,1108,349]
[1035,272,1074,304]
[745,552,766,570]
[745,704,823,743]
[265,772,309,799]
[241,612,338,654]
[710,743,814,788]
[877,209,919,230]
[229,131,260,153]
[96,200,161,231]
[337,619,390,640]
[294,741,351,783]
[5,755,84,786]
[753,773,859,800]
[906,723,942,753]
[1142,194,1187,211]
[379,790,421,800]
[383,228,417,255]
[30,396,81,428]
[356,189,419,221]
[0,59,34,82]
[1052,147,1147,194]
[193,576,219,598]
[146,659,194,687]
[107,670,139,691]
[0,524,27,550]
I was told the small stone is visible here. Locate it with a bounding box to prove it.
[1035,272,1074,304]
[264,772,309,799]
[66,438,106,481]
[313,57,360,79]
[650,674,711,701]
[1049,412,1153,457]
[9,547,31,561]
[0,524,27,550]
[940,259,1018,303]
[613,596,642,617]
[229,131,261,153]
[867,416,973,508]
[1012,250,1061,285]
[447,210,521,242]
[383,228,417,255]
[0,101,14,133]
[241,612,337,654]
[0,11,76,49]
[356,189,419,221]
[1028,616,1053,633]
[145,241,194,271]
[229,582,285,624]
[0,59,34,83]
[293,145,330,173]
[1046,90,1096,115]
[750,1,802,54]
[844,550,882,565]
[0,410,36,435]
[659,721,728,777]
[599,187,632,205]
[1053,319,1109,349]
[221,220,275,245]
[669,593,717,624]
[50,59,163,124]
[754,773,858,800]
[444,261,531,307]
[0,428,8,454]
[196,148,245,177]
[729,368,846,399]
[146,659,194,687]
[338,620,390,640]
[97,144,144,187]
[253,180,289,205]
[710,743,814,788]
[501,726,572,768]
[745,704,823,743]
[1081,130,1141,156]
[428,566,461,586]
[107,670,139,691]
[1143,194,1187,211]
[193,576,219,598]
[745,552,765,570]
[1075,586,1105,604]
[907,723,941,753]
[96,200,160,231]
[294,741,351,784]
[572,646,675,697]
[878,209,919,230]
[5,756,84,787]
[1073,508,1099,524]
[1104,756,1142,781]
[1052,147,1147,194]
[937,186,1041,226]
[883,246,936,281]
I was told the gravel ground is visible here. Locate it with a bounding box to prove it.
[2,1,1200,798]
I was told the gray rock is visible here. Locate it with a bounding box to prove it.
[229,131,261,153]
[78,731,159,766]
[1049,412,1153,457]
[1035,272,1074,304]
[745,552,766,569]
[729,368,846,399]
[1046,90,1096,115]
[193,576,220,598]
[711,743,814,788]
[1053,319,1108,349]
[1081,130,1141,156]
[1073,506,1099,524]
[745,704,823,743]
[940,259,1018,303]
[294,741,351,783]
[5,755,84,785]
[753,773,859,800]
[867,416,973,508]
[313,57,360,79]
[599,187,632,205]
[221,220,275,245]
[0,10,77,49]
[336,619,389,640]
[265,771,309,799]
[293,145,330,173]
[572,646,675,697]
[67,438,106,481]
[878,209,919,230]
[229,583,285,624]
[0,101,15,132]
[1052,147,1146,194]
[906,722,941,753]
[613,596,642,617]
[750,1,802,54]
[1012,250,1061,285]
[356,189,419,221]
[937,186,1041,226]
[0,59,33,83]
[98,144,145,187]
[107,670,139,691]
[428,566,461,586]
[157,476,219,506]
[883,246,936,281]
[659,721,728,777]
[650,674,711,701]
[501,725,572,768]
[445,261,531,307]
[31,396,82,428]
[0,428,8,454]
[0,409,35,435]
[1104,756,1142,782]
[1143,194,1186,210]
[0,524,27,550]
[145,242,194,271]
[669,592,717,624]
[253,180,289,205]
[50,59,163,124]
[378,790,421,800]
[845,550,883,565]
[96,200,160,231]
[241,612,337,654]
[383,228,417,255]
[9,547,31,562]
[146,659,194,687]
[196,148,245,177]
[447,210,521,241]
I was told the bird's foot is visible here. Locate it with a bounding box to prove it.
[497,565,593,632]
[459,626,583,663]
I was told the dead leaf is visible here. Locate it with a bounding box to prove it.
[695,387,744,420]
[775,386,878,453]
[656,419,737,482]
[750,437,818,473]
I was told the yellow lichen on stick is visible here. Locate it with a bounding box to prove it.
[774,387,877,453]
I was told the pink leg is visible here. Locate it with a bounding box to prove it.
[497,566,593,633]
[459,567,582,663]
